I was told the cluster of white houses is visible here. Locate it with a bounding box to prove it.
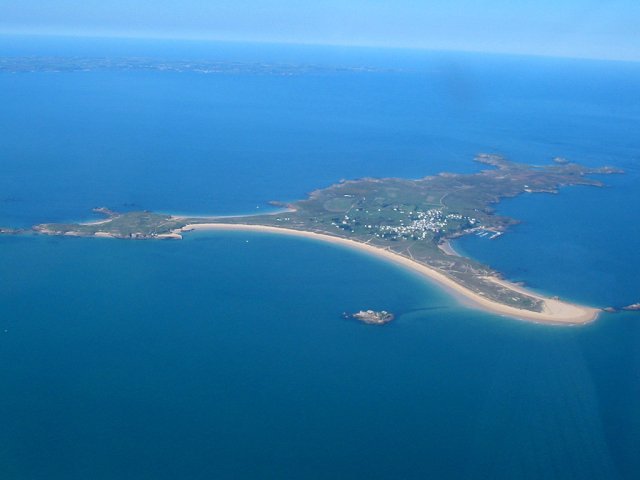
[332,207,477,240]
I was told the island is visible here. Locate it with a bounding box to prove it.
[23,154,624,325]
[345,310,395,325]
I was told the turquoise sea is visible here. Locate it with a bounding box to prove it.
[1,36,639,479]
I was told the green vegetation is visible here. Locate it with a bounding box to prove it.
[34,208,186,239]
[27,154,622,313]
[220,155,622,311]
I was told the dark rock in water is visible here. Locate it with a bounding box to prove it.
[602,307,618,313]
[622,303,640,311]
[344,310,394,325]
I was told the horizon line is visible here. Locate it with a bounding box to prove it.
[1,29,639,65]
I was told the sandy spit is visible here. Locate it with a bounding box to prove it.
[180,223,599,325]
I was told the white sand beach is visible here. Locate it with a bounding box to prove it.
[179,223,599,325]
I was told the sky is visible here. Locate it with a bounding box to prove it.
[0,0,639,61]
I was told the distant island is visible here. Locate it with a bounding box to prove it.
[16,154,625,325]
[0,56,390,76]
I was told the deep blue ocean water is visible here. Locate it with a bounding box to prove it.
[1,36,639,479]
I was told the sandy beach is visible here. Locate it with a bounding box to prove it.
[180,223,599,325]
[438,239,460,257]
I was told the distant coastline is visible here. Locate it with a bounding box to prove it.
[180,223,599,325]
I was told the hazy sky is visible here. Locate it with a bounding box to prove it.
[1,0,638,61]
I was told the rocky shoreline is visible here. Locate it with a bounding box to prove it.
[344,310,395,325]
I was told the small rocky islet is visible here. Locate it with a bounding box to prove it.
[344,310,395,325]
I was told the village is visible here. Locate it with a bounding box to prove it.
[331,206,479,242]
